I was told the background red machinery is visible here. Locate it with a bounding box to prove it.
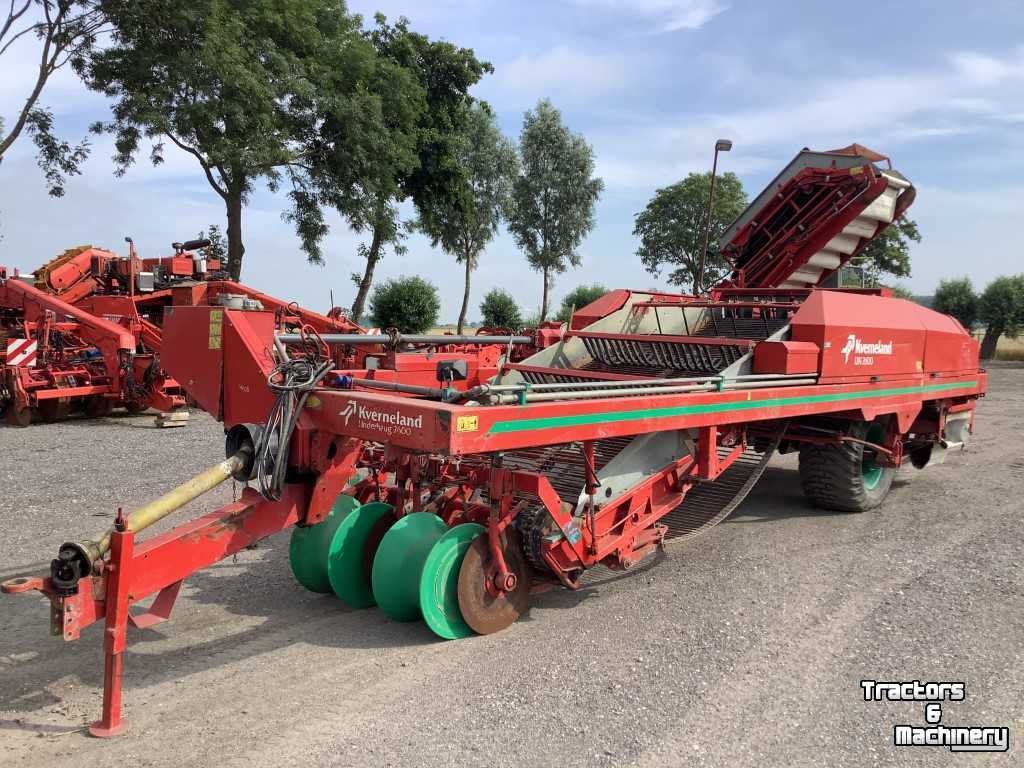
[2,144,986,738]
[0,238,366,425]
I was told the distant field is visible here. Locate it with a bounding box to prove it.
[995,336,1024,361]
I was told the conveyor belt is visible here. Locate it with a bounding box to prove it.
[505,425,783,578]
[662,427,783,542]
[503,438,630,502]
[695,315,789,341]
[577,332,750,375]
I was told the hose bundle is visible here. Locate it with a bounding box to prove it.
[254,353,332,500]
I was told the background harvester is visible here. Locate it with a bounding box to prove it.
[0,238,366,426]
[1,145,986,738]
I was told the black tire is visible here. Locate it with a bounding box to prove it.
[83,395,113,418]
[798,420,895,512]
[124,400,148,415]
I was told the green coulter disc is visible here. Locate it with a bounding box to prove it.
[289,495,359,593]
[327,501,396,609]
[419,524,484,640]
[371,512,448,622]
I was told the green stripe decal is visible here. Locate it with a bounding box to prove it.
[486,381,978,434]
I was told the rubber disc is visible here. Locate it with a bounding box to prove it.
[419,523,485,640]
[371,512,447,622]
[326,501,396,608]
[288,495,359,593]
[457,528,532,635]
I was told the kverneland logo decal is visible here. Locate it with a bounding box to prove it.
[341,399,423,434]
[841,334,894,364]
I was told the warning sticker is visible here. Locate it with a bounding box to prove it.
[208,309,223,350]
[456,415,479,433]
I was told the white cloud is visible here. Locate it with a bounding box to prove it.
[570,0,727,31]
[901,181,1024,291]
[950,50,1024,84]
[588,47,1024,191]
[0,46,106,121]
[492,46,632,104]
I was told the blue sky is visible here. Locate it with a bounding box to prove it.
[2,0,1023,321]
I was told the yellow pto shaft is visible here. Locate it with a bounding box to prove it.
[78,453,247,564]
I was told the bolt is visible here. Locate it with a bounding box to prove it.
[494,572,517,592]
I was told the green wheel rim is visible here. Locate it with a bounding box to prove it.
[289,495,359,593]
[327,501,395,608]
[371,512,447,622]
[862,422,885,490]
[419,524,484,640]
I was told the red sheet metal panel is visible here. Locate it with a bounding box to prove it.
[790,291,979,380]
[308,373,985,456]
[790,291,926,379]
[161,305,224,418]
[753,340,820,375]
[919,310,980,373]
[222,310,278,426]
[569,289,631,330]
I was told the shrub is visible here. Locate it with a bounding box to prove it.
[479,289,523,329]
[368,276,441,334]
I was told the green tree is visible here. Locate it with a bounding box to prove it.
[479,288,522,329]
[978,275,1024,360]
[286,14,422,322]
[0,1,105,195]
[418,103,518,334]
[932,277,978,330]
[852,217,920,285]
[85,0,366,281]
[369,276,440,334]
[556,283,607,323]
[508,99,603,321]
[196,224,226,264]
[634,172,747,294]
[287,15,489,324]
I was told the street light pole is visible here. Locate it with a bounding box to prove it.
[696,138,732,295]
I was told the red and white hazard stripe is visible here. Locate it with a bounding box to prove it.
[5,338,37,367]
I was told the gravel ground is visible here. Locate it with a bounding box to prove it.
[1,365,1021,767]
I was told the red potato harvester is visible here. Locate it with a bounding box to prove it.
[0,238,365,425]
[2,145,985,737]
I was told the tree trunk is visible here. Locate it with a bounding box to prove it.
[351,223,385,324]
[540,266,550,322]
[457,255,472,335]
[225,192,245,281]
[980,325,1002,360]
